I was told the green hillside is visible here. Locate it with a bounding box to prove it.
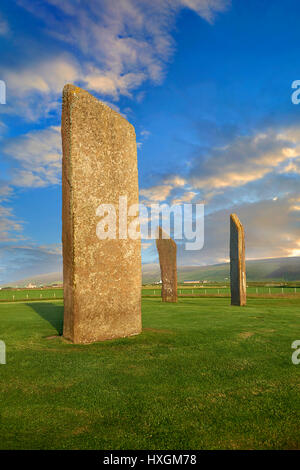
[3,257,300,287]
[142,257,300,283]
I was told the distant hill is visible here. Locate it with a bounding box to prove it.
[2,257,300,287]
[1,272,63,288]
[142,257,300,283]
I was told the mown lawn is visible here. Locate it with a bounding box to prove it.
[1,286,300,303]
[0,297,299,449]
[0,288,62,302]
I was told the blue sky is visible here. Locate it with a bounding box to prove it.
[1,0,300,283]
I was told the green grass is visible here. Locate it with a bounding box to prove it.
[0,297,299,449]
[143,286,300,296]
[0,288,62,302]
[1,286,300,302]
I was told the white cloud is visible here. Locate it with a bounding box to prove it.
[137,123,300,264]
[177,0,230,23]
[3,126,61,188]
[0,55,81,120]
[0,206,24,242]
[4,56,79,97]
[140,184,173,202]
[4,55,140,102]
[172,191,197,205]
[140,176,190,204]
[0,126,61,248]
[164,175,186,187]
[140,130,151,138]
[140,125,300,213]
[0,0,229,122]
[13,0,229,103]
[84,67,146,99]
[188,126,300,191]
[177,195,300,265]
[0,182,12,201]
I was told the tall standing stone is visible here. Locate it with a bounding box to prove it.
[62,84,141,343]
[230,213,246,306]
[156,227,177,302]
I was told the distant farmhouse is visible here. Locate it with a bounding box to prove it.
[26,283,37,289]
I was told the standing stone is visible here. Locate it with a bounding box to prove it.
[156,227,177,302]
[230,213,246,306]
[62,84,141,343]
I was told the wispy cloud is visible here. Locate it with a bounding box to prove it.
[0,13,9,36]
[140,184,173,202]
[0,206,25,243]
[3,126,61,188]
[178,0,230,22]
[136,122,300,265]
[177,194,300,266]
[0,125,61,252]
[188,127,300,191]
[1,55,80,120]
[13,0,229,102]
[171,191,198,205]
[139,175,189,204]
[141,125,300,207]
[3,56,79,97]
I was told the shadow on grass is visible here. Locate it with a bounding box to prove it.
[26,302,64,335]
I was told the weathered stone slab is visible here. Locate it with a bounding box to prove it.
[156,227,177,302]
[62,84,141,343]
[230,213,246,306]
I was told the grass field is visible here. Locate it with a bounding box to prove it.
[1,286,300,302]
[0,297,299,449]
[143,286,300,296]
[0,288,62,302]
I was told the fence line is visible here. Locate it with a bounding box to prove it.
[0,286,299,302]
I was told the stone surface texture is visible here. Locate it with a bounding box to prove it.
[62,84,141,343]
[156,227,177,303]
[230,213,246,306]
